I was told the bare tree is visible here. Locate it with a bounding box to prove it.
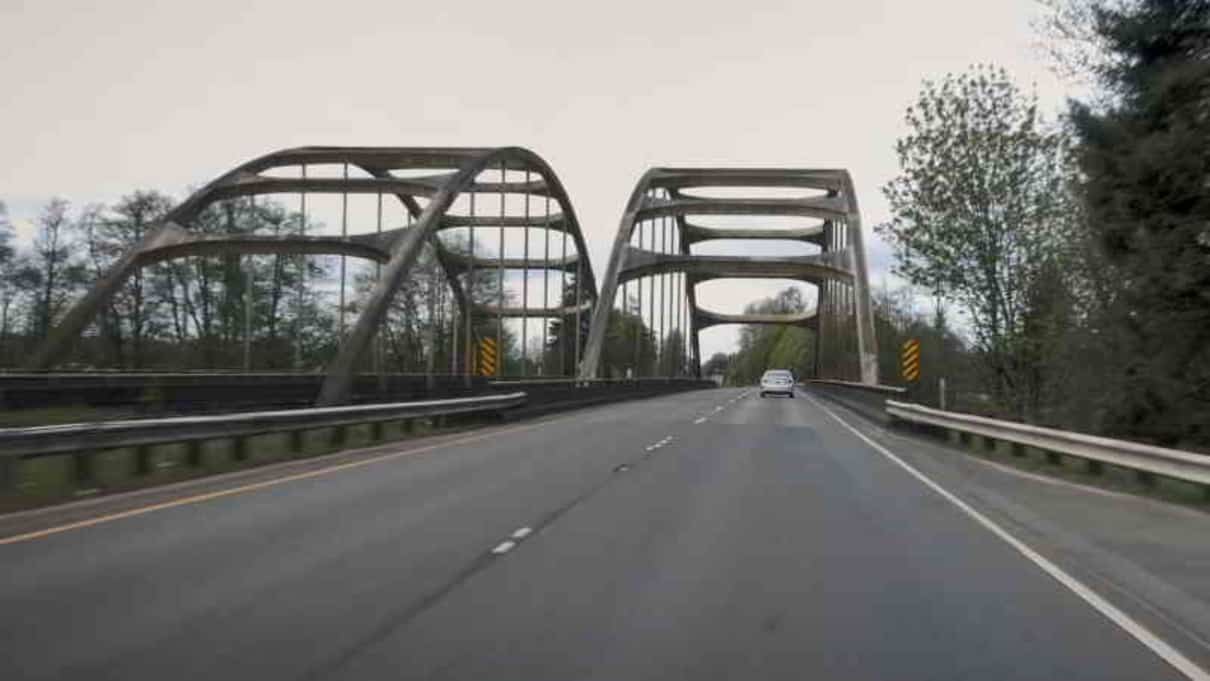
[30,199,85,339]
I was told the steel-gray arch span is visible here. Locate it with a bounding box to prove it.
[31,146,598,405]
[580,167,878,383]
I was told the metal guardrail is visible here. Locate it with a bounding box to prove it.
[806,378,907,395]
[887,400,1210,488]
[0,379,714,495]
[0,392,526,490]
[0,392,527,459]
[802,379,907,425]
[491,377,717,416]
[490,377,709,388]
[0,372,494,414]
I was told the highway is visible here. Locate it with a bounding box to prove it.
[2,388,1208,680]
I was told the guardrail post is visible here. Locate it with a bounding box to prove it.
[401,418,415,435]
[329,425,347,449]
[232,436,249,462]
[73,450,96,488]
[289,430,305,454]
[0,456,17,493]
[1086,459,1104,476]
[1044,450,1062,466]
[370,421,384,442]
[186,440,204,468]
[134,444,155,476]
[1011,443,1026,458]
[1136,470,1156,487]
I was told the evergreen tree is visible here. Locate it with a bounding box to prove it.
[1069,0,1210,446]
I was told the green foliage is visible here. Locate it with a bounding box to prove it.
[701,352,730,377]
[869,285,980,411]
[544,274,594,376]
[878,65,1079,419]
[1067,0,1210,447]
[724,288,816,385]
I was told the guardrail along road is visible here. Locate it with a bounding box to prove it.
[2,388,1209,680]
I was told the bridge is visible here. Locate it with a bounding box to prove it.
[2,147,1209,681]
[580,166,878,383]
[28,146,881,402]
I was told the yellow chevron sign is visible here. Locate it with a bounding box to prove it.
[901,338,921,382]
[478,337,498,377]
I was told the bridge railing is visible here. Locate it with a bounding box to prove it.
[0,377,719,500]
[802,379,1209,495]
[0,392,526,493]
[491,377,717,417]
[0,373,494,417]
[886,400,1210,491]
[801,378,907,424]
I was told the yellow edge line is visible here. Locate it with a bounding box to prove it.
[0,413,573,546]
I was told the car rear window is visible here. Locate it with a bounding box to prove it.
[763,371,792,380]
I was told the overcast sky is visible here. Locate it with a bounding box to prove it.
[0,0,1069,358]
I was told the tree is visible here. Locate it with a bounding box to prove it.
[1066,0,1210,447]
[101,191,174,366]
[702,352,731,378]
[1035,0,1135,86]
[545,274,601,376]
[30,199,86,340]
[878,65,1077,420]
[0,201,17,353]
[724,288,816,385]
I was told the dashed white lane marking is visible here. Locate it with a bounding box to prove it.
[805,393,1210,681]
[645,435,675,451]
[491,540,516,555]
[511,527,533,540]
[693,417,707,424]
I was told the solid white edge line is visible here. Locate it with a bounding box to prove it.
[511,527,532,540]
[805,393,1209,681]
[491,540,516,554]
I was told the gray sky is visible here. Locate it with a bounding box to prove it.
[0,0,1068,358]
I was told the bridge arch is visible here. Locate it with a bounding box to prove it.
[31,146,598,405]
[580,167,878,383]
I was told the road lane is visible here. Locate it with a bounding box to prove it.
[326,390,1189,681]
[0,387,1197,680]
[0,389,727,681]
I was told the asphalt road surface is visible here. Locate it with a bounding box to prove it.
[1,388,1205,680]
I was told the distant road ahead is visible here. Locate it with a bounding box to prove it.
[1,388,1202,680]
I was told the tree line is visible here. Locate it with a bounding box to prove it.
[0,193,674,378]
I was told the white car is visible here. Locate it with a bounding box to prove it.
[759,369,796,398]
